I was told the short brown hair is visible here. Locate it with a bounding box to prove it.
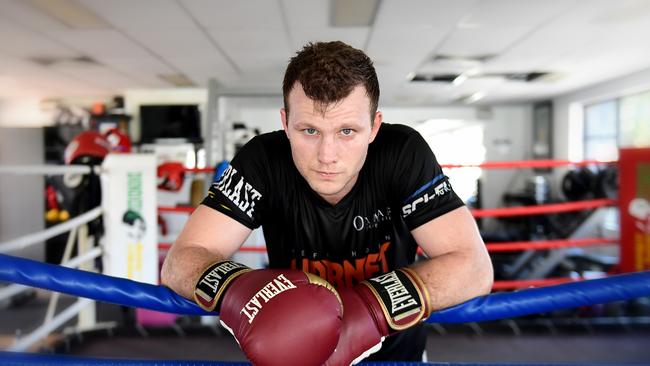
[282,41,380,120]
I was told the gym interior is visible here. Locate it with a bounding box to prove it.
[1,1,649,365]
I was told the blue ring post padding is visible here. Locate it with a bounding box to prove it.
[1,253,650,323]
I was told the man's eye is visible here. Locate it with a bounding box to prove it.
[341,128,353,136]
[304,128,317,135]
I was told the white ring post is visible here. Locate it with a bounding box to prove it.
[76,224,96,331]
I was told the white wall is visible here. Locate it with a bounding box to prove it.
[481,105,534,223]
[0,97,51,127]
[0,127,45,261]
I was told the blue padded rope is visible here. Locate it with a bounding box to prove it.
[1,253,649,323]
[0,253,209,316]
[0,352,622,366]
[428,270,650,323]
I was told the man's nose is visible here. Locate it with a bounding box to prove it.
[317,135,338,164]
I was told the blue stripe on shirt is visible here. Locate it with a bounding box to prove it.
[403,173,445,203]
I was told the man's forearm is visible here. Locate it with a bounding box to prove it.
[160,244,227,300]
[411,251,493,311]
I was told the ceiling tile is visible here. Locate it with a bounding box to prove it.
[79,0,197,30]
[289,28,369,53]
[374,0,476,29]
[0,0,70,31]
[0,19,78,59]
[180,0,284,30]
[281,0,330,28]
[208,29,291,72]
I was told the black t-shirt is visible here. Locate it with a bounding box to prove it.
[202,123,464,361]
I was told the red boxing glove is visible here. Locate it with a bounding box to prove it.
[324,268,432,365]
[194,261,343,366]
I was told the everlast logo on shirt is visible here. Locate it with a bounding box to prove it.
[240,274,297,323]
[290,241,391,287]
[213,165,262,219]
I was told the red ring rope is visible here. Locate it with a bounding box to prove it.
[471,199,617,218]
[492,277,582,290]
[160,237,618,254]
[486,237,618,252]
[159,199,617,217]
[158,206,195,213]
[441,159,616,169]
[178,159,617,172]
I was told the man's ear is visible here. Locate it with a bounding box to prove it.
[369,111,383,143]
[280,108,289,137]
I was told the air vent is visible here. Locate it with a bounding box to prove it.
[30,55,100,67]
[410,73,461,83]
[410,71,553,84]
[502,72,549,82]
[431,54,496,63]
[158,73,196,87]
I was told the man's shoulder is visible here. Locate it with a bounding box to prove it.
[372,123,422,151]
[241,130,289,156]
[375,123,419,142]
[254,130,288,146]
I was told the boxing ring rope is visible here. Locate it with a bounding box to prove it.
[159,199,618,218]
[158,163,620,290]
[0,352,625,366]
[0,165,93,175]
[0,253,648,364]
[485,237,618,252]
[1,253,649,323]
[0,164,104,353]
[0,206,102,254]
[470,199,617,218]
[0,158,640,365]
[439,159,617,169]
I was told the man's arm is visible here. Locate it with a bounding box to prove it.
[411,205,494,310]
[160,205,252,299]
[324,205,492,365]
[162,205,344,366]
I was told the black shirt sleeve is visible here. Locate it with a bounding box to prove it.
[201,136,267,229]
[392,128,464,230]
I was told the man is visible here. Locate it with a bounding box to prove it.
[161,41,493,364]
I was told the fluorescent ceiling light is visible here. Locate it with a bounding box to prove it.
[331,0,379,27]
[28,0,109,29]
[457,14,481,29]
[465,91,485,104]
[452,74,468,86]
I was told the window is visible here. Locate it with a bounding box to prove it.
[584,100,618,161]
[619,90,650,148]
[416,120,485,203]
[583,89,650,161]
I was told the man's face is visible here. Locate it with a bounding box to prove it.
[281,83,382,205]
